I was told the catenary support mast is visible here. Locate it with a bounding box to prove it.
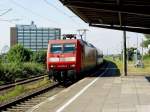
[123,31,127,76]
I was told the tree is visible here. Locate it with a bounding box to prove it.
[127,47,137,61]
[7,44,32,63]
[0,56,2,64]
[141,34,150,48]
[31,51,46,64]
[121,47,136,61]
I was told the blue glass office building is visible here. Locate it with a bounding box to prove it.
[10,22,61,51]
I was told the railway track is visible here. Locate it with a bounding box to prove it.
[0,61,109,112]
[0,82,62,112]
[0,75,48,91]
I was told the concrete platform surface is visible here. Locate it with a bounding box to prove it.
[26,76,150,112]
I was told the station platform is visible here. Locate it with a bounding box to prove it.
[27,76,150,112]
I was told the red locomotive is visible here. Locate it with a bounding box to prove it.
[47,35,103,82]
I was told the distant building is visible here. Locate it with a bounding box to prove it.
[10,21,61,51]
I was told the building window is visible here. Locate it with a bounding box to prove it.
[31,42,36,45]
[49,36,55,39]
[31,40,36,43]
[30,34,36,36]
[43,39,48,42]
[37,34,43,37]
[14,25,61,51]
[24,43,30,46]
[37,43,43,46]
[31,45,36,48]
[24,40,30,43]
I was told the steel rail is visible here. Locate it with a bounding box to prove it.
[0,82,59,111]
[0,75,48,91]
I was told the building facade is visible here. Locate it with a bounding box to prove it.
[10,22,61,51]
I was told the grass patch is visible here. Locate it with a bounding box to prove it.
[25,77,50,90]
[0,77,50,102]
[105,55,150,75]
[0,85,25,102]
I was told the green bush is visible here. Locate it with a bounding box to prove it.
[0,63,23,82]
[23,62,45,76]
[0,45,47,84]
[31,51,46,64]
[0,58,2,67]
[7,44,32,63]
[0,60,4,83]
[0,62,45,84]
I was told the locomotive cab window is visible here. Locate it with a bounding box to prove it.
[51,44,62,53]
[64,43,76,53]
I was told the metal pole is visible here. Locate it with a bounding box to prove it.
[142,38,144,61]
[123,31,127,76]
[136,34,138,62]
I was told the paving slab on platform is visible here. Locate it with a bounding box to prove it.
[27,76,150,112]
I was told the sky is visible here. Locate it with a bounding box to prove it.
[0,0,145,55]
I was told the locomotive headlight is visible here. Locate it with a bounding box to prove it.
[51,65,54,68]
[65,57,76,61]
[49,57,76,62]
[70,64,76,67]
[49,58,59,62]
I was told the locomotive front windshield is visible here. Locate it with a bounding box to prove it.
[64,43,76,53]
[50,43,76,53]
[51,44,62,53]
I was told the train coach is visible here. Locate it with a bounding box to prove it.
[47,35,103,83]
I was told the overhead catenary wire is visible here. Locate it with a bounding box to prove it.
[0,8,21,23]
[0,8,12,16]
[8,0,61,26]
[0,18,21,23]
[44,0,71,17]
[43,0,83,28]
[0,9,11,11]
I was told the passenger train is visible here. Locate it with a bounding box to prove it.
[47,35,103,83]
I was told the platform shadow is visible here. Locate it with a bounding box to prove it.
[145,76,150,82]
[88,60,121,77]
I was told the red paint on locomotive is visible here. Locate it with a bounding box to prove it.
[47,39,81,74]
[47,38,102,82]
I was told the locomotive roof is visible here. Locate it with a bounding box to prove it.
[60,0,150,34]
[48,39,96,48]
[48,39,78,43]
[79,39,96,48]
